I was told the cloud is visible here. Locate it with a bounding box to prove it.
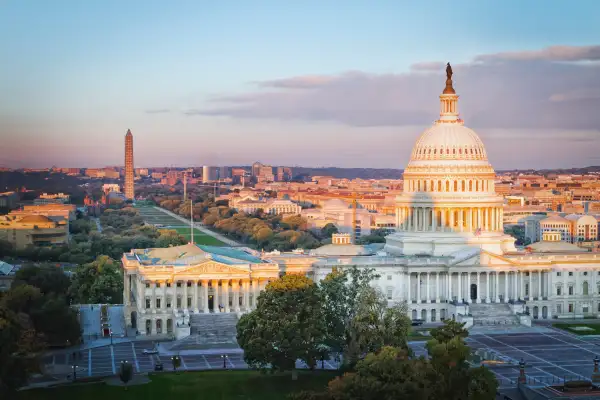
[185,44,600,131]
[474,45,600,62]
[145,109,170,114]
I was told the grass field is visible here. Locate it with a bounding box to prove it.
[135,205,226,246]
[19,370,337,400]
[553,323,600,335]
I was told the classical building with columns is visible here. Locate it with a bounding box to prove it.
[122,66,600,337]
[122,244,280,336]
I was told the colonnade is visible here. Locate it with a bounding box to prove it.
[130,277,271,314]
[396,206,503,232]
[399,269,550,304]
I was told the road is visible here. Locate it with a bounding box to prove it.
[153,207,241,246]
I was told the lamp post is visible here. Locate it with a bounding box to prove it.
[518,358,526,384]
[221,354,228,369]
[110,330,113,346]
[593,356,600,383]
[72,351,78,381]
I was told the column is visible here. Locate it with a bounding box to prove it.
[252,279,259,309]
[457,272,462,302]
[152,282,157,312]
[432,209,437,232]
[495,272,499,302]
[183,281,188,311]
[232,281,240,312]
[450,209,455,231]
[124,273,130,306]
[504,272,509,302]
[476,272,481,303]
[407,273,412,303]
[243,280,250,311]
[213,280,220,312]
[441,209,446,232]
[538,270,542,299]
[521,271,525,299]
[426,273,430,303]
[447,272,452,302]
[203,280,209,313]
[417,273,421,303]
[477,208,482,230]
[412,208,418,231]
[435,272,440,302]
[224,281,230,312]
[398,272,404,301]
[485,272,490,303]
[420,208,425,231]
[193,281,199,312]
[163,281,167,311]
[458,208,464,232]
[467,208,472,232]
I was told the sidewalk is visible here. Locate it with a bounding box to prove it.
[157,342,243,356]
[154,206,241,246]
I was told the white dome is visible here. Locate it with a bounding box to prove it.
[410,123,488,162]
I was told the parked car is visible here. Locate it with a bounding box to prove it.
[411,319,425,326]
[143,349,158,355]
[154,362,163,371]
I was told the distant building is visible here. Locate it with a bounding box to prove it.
[202,166,219,183]
[230,196,302,215]
[124,129,135,199]
[0,261,16,291]
[102,183,121,194]
[0,214,69,249]
[34,192,70,205]
[0,192,19,210]
[219,166,230,180]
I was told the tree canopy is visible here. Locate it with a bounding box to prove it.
[237,274,327,376]
[69,255,123,304]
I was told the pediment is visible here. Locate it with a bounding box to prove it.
[178,261,249,275]
[453,254,481,266]
[480,251,519,266]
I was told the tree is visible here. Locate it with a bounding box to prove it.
[320,223,338,238]
[12,265,71,297]
[155,230,187,247]
[345,286,411,366]
[30,294,81,346]
[119,360,133,389]
[237,274,326,379]
[319,267,378,363]
[69,255,123,304]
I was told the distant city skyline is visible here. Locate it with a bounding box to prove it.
[1,0,599,169]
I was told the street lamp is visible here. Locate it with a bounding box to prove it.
[72,351,78,381]
[110,330,113,346]
[221,354,228,369]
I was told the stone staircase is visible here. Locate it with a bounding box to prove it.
[470,303,520,326]
[167,313,239,351]
[189,313,238,336]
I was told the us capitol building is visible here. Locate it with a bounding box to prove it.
[122,66,600,337]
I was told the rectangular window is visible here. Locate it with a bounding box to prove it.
[387,275,392,281]
[187,297,192,307]
[557,304,562,314]
[177,282,182,288]
[167,282,171,287]
[568,303,574,313]
[145,282,150,288]
[387,289,393,300]
[156,282,161,288]
[145,298,150,309]
[569,286,574,295]
[176,297,181,308]
[167,298,172,308]
[557,287,561,296]
[583,306,589,313]
[569,272,573,276]
[187,281,192,287]
[556,272,561,277]
[156,298,161,308]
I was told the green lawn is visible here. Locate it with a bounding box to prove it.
[19,370,337,400]
[167,227,226,246]
[553,323,600,335]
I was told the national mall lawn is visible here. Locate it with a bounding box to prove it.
[19,370,338,400]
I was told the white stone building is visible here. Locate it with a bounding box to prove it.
[122,68,600,338]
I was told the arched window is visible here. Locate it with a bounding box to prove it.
[446,148,449,154]
[446,181,450,192]
[459,148,462,154]
[438,181,442,191]
[454,181,458,192]
[583,281,589,295]
[461,181,465,191]
[469,181,473,191]
[434,148,437,154]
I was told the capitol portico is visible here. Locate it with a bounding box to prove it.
[122,65,600,338]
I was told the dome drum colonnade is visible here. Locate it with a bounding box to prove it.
[392,64,506,239]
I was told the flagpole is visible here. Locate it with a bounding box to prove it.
[190,199,194,245]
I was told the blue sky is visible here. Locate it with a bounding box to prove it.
[1,0,599,169]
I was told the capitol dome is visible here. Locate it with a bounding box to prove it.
[384,63,517,257]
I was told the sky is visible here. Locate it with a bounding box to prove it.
[1,0,599,170]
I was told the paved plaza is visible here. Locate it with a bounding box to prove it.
[41,328,600,389]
